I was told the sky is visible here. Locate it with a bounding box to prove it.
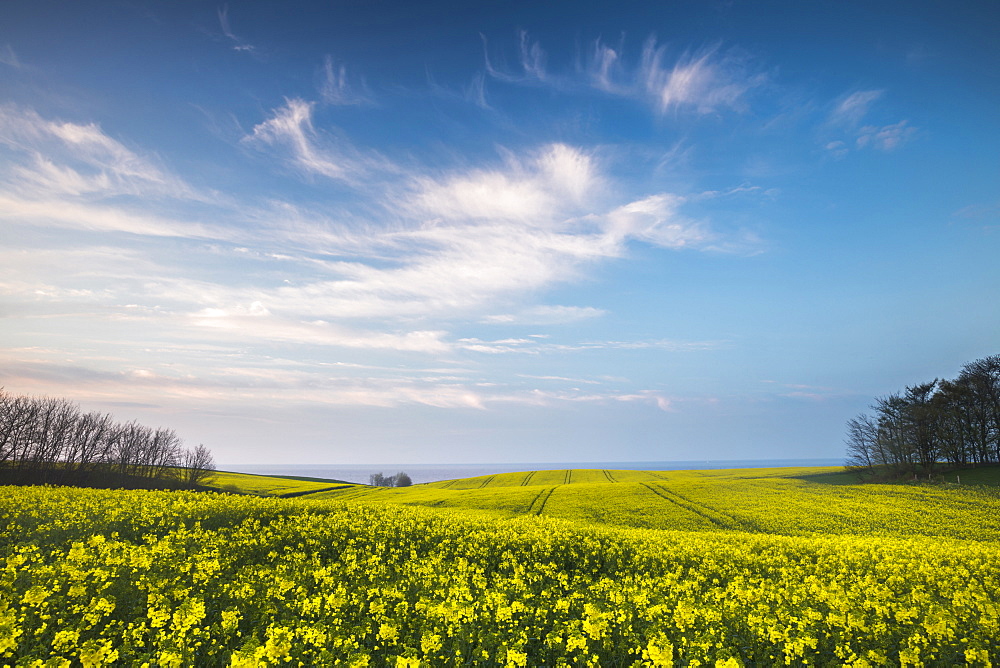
[1,1,998,466]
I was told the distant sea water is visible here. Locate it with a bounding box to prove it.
[221,459,844,486]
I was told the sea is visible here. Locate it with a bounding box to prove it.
[220,459,844,486]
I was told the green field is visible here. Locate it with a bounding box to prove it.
[2,466,999,665]
[202,470,357,497]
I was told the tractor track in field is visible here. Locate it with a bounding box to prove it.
[527,486,558,515]
[656,484,746,529]
[520,471,536,486]
[478,475,496,489]
[564,470,572,485]
[640,483,740,530]
[326,487,370,501]
[280,485,354,498]
[603,470,618,483]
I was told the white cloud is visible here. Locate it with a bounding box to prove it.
[639,42,749,114]
[465,72,490,109]
[824,140,848,159]
[0,194,226,239]
[487,34,763,116]
[0,104,193,199]
[515,388,674,411]
[243,98,348,181]
[483,305,606,325]
[589,39,624,93]
[218,5,256,53]
[856,120,916,151]
[0,44,21,69]
[0,105,239,240]
[590,39,763,115]
[0,354,485,409]
[242,98,394,184]
[0,349,684,413]
[484,31,548,84]
[830,90,883,125]
[189,311,451,353]
[319,56,372,106]
[606,194,709,248]
[517,30,548,81]
[402,145,600,236]
[823,90,915,155]
[457,336,722,355]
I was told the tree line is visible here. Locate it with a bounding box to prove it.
[0,389,215,488]
[845,355,1000,475]
[369,471,413,487]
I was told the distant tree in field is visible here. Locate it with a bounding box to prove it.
[368,471,411,487]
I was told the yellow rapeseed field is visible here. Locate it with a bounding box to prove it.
[2,468,999,666]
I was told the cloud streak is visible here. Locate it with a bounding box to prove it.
[319,56,373,106]
[218,5,256,53]
[635,41,759,114]
[823,89,915,155]
[0,351,685,413]
[486,33,765,116]
[0,44,21,69]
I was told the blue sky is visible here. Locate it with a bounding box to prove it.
[2,1,998,465]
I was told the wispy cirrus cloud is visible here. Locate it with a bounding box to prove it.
[633,41,761,114]
[0,104,236,239]
[482,305,606,325]
[319,55,373,106]
[457,335,724,355]
[483,30,549,84]
[0,44,21,69]
[824,89,915,155]
[242,98,394,184]
[829,89,883,125]
[0,349,685,413]
[856,120,916,151]
[190,308,451,353]
[485,33,766,116]
[0,104,191,199]
[951,200,1000,231]
[515,387,675,412]
[0,195,226,239]
[242,98,349,181]
[218,4,256,54]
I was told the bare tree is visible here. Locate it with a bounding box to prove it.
[959,355,1000,462]
[180,444,216,487]
[846,354,1000,476]
[0,389,217,488]
[845,413,879,470]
